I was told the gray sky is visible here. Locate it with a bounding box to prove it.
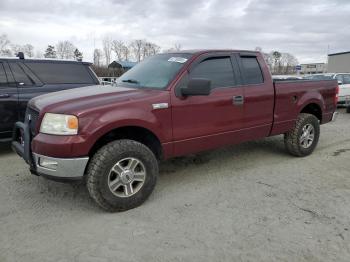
[0,0,349,63]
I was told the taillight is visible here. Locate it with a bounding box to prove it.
[335,85,339,105]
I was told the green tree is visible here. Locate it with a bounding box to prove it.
[44,45,57,58]
[74,48,83,61]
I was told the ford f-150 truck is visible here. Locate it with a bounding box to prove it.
[12,50,339,212]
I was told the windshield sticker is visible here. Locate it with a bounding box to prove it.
[168,57,188,63]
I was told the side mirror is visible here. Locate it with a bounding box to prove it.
[338,80,343,85]
[181,78,211,96]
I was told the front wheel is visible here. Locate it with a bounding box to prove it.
[284,113,320,157]
[86,139,158,212]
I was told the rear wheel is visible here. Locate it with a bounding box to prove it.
[346,106,350,113]
[86,139,158,212]
[284,113,320,157]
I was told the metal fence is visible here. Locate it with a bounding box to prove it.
[98,77,119,86]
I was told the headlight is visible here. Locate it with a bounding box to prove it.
[40,113,78,135]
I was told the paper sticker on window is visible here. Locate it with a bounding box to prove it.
[168,57,188,63]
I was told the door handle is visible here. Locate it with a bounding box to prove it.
[0,93,10,98]
[233,95,244,105]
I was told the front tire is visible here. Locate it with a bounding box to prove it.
[284,113,320,157]
[86,139,158,212]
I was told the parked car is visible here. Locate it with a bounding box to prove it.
[0,54,100,141]
[272,75,303,80]
[303,73,350,106]
[12,50,338,211]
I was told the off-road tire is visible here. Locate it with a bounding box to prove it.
[86,139,158,212]
[284,113,320,157]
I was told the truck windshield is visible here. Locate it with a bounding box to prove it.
[116,53,192,89]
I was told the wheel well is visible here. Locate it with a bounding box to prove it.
[89,126,163,160]
[300,103,322,122]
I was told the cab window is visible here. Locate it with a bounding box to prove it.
[190,57,236,89]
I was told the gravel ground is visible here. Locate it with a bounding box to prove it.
[1,109,350,262]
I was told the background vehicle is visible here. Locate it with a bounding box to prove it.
[12,50,338,212]
[0,54,100,140]
[272,75,303,80]
[303,73,350,106]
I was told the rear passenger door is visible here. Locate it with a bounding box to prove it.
[0,62,19,138]
[235,53,274,139]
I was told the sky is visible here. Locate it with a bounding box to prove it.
[0,0,350,63]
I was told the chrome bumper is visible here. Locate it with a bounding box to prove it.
[33,153,89,179]
[331,112,339,122]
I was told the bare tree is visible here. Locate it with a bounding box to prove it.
[35,50,44,58]
[11,43,34,58]
[111,40,126,61]
[0,34,12,56]
[280,53,298,74]
[56,41,76,59]
[102,36,112,65]
[123,45,131,61]
[130,39,144,62]
[93,48,103,67]
[144,42,160,57]
[11,44,22,56]
[23,44,34,57]
[174,43,182,51]
[164,43,182,53]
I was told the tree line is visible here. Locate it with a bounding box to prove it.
[1,34,298,75]
[255,47,299,75]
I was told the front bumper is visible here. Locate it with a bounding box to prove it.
[12,121,89,180]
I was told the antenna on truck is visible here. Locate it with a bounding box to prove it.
[16,52,25,59]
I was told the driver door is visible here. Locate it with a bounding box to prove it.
[171,53,245,156]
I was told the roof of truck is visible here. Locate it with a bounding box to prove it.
[165,49,259,55]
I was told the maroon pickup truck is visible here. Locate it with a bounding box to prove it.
[12,50,338,211]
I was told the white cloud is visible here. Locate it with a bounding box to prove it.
[0,0,349,63]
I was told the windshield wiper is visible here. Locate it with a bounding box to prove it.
[122,79,139,84]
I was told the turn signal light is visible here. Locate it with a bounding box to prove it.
[67,116,78,130]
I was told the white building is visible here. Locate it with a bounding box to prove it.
[328,51,350,73]
[300,63,327,75]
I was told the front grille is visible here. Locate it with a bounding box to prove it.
[25,107,40,136]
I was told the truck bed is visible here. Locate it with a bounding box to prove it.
[270,79,338,136]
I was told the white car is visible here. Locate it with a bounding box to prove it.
[304,73,350,106]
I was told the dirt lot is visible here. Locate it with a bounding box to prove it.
[1,110,350,262]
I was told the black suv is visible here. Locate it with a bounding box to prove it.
[0,56,99,140]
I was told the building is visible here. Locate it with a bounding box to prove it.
[300,63,327,75]
[328,51,350,73]
[108,61,137,71]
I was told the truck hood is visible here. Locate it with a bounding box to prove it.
[29,85,166,115]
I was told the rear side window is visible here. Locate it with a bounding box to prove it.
[24,62,94,84]
[9,63,33,86]
[240,57,264,85]
[0,63,8,86]
[190,57,236,89]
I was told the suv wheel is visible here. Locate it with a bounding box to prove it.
[284,113,320,157]
[86,139,158,212]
